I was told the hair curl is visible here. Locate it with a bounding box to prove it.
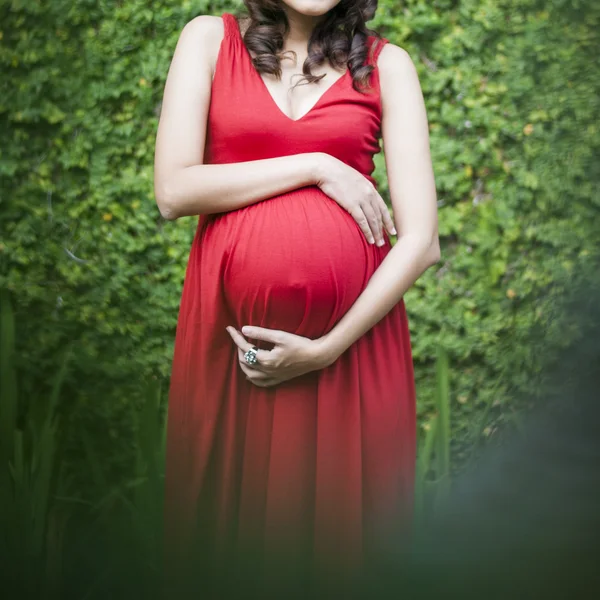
[238,0,383,94]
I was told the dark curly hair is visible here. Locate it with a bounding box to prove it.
[238,0,383,94]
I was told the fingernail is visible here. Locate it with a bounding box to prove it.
[391,228,397,235]
[241,326,250,335]
[369,237,375,244]
[377,239,384,247]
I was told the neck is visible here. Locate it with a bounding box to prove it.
[281,6,327,46]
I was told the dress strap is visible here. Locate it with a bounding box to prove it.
[367,35,389,67]
[221,12,234,39]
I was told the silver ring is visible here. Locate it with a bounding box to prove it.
[244,346,259,366]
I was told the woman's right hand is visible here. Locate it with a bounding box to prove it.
[314,153,397,246]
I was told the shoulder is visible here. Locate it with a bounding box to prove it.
[375,43,429,128]
[377,42,418,82]
[376,42,422,103]
[181,14,225,47]
[183,13,225,40]
[177,15,226,72]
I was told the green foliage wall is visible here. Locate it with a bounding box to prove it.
[376,0,600,458]
[1,0,598,480]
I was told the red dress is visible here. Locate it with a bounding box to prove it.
[163,11,416,587]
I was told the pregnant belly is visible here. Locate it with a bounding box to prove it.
[204,188,373,339]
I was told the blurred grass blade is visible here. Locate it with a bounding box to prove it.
[435,346,451,479]
[0,289,18,461]
[432,346,452,513]
[414,413,439,529]
[0,290,70,598]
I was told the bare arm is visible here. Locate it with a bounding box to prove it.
[227,43,440,383]
[316,43,440,362]
[153,15,320,220]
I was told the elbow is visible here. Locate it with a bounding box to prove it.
[155,182,179,221]
[158,201,179,221]
[397,232,441,267]
[427,238,441,266]
[415,234,441,269]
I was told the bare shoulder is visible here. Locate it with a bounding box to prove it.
[178,14,225,74]
[376,42,425,120]
[377,42,421,92]
[183,13,224,39]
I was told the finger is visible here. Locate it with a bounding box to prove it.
[370,200,384,245]
[372,198,385,244]
[227,327,271,366]
[350,207,375,244]
[226,326,251,352]
[237,354,278,386]
[238,358,272,381]
[237,346,271,373]
[241,326,284,345]
[360,201,383,246]
[378,198,397,237]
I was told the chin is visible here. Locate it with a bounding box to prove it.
[280,0,342,18]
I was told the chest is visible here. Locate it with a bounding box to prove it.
[205,23,384,175]
[211,67,381,162]
[259,58,349,122]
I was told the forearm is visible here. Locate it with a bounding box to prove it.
[317,235,440,364]
[155,152,321,220]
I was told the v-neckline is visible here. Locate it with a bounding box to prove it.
[230,15,349,124]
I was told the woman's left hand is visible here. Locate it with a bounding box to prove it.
[225,325,332,388]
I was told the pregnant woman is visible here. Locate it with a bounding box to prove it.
[154,0,439,593]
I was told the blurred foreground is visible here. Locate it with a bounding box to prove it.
[1,263,599,599]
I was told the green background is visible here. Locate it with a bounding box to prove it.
[1,0,599,488]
